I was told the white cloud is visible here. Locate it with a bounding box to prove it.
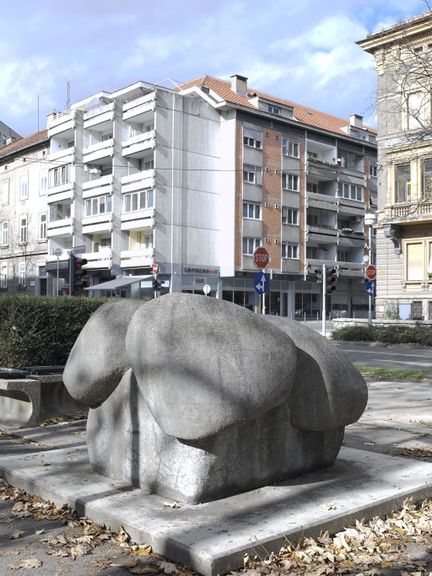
[0,51,55,118]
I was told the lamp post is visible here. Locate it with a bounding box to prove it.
[364,213,377,325]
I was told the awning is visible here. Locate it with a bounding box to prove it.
[85,275,152,291]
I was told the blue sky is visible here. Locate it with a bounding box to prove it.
[0,0,428,137]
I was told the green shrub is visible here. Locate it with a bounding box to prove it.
[0,296,109,367]
[332,324,432,345]
[331,325,375,342]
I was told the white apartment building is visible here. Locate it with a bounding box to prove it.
[2,76,377,318]
[0,131,49,295]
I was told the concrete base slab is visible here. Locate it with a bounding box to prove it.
[0,432,431,576]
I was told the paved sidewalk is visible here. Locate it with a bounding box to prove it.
[0,378,431,576]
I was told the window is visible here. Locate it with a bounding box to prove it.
[85,195,113,216]
[1,222,8,246]
[306,182,318,194]
[123,189,153,212]
[395,163,411,202]
[19,215,27,244]
[337,248,352,262]
[243,164,258,184]
[39,171,48,195]
[337,182,364,201]
[243,202,260,219]
[282,207,298,225]
[1,179,9,206]
[19,172,28,200]
[282,173,299,191]
[39,213,47,241]
[422,159,432,200]
[338,150,363,171]
[242,237,260,255]
[306,246,318,259]
[101,132,113,141]
[406,243,423,281]
[282,242,298,259]
[129,230,153,250]
[406,91,430,130]
[243,128,262,149]
[18,262,26,288]
[0,263,7,289]
[49,164,70,188]
[267,104,280,115]
[282,137,299,158]
[370,165,377,177]
[50,203,71,221]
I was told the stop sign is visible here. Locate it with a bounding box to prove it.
[254,247,270,269]
[365,265,376,280]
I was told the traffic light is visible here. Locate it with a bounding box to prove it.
[70,256,88,295]
[314,268,323,283]
[326,267,337,293]
[152,277,162,292]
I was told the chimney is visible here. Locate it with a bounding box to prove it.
[230,74,248,95]
[349,114,364,128]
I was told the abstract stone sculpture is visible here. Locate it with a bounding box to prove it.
[63,293,367,504]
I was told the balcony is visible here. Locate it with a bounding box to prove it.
[81,248,112,270]
[123,93,155,121]
[120,248,154,269]
[337,261,364,277]
[306,191,338,212]
[47,182,74,203]
[306,158,339,180]
[82,213,113,235]
[83,139,114,164]
[121,208,155,231]
[83,103,114,129]
[47,111,74,137]
[121,170,155,194]
[82,175,113,198]
[122,130,155,158]
[387,200,432,224]
[49,146,75,163]
[47,218,74,238]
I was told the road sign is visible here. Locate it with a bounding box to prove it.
[203,284,211,295]
[364,280,376,297]
[365,265,376,281]
[152,263,159,276]
[253,247,270,269]
[254,270,268,294]
[71,245,86,255]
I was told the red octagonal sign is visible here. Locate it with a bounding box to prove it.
[254,247,270,269]
[365,264,376,280]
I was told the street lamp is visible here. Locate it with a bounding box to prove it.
[364,213,377,325]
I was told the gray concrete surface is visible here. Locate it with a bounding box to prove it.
[0,376,431,576]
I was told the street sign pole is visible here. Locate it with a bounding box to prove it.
[322,263,326,338]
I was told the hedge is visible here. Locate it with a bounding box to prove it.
[0,296,110,367]
[332,324,432,346]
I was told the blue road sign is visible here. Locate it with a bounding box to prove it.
[254,270,268,294]
[364,280,376,297]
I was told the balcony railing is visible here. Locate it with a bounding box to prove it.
[390,200,432,218]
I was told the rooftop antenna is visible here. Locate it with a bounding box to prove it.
[37,95,40,132]
[65,79,71,111]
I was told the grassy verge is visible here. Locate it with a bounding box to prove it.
[356,365,432,382]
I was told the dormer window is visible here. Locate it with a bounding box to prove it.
[267,104,280,115]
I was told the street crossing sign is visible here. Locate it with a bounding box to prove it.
[254,270,268,294]
[364,280,376,297]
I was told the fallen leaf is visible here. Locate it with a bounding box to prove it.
[158,560,179,574]
[7,558,43,569]
[9,530,25,539]
[35,528,45,535]
[70,544,88,559]
[130,544,152,556]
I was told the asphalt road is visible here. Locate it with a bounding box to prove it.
[332,340,432,371]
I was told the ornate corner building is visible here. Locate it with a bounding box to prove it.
[359,11,432,320]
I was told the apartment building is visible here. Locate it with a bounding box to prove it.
[0,121,20,149]
[3,76,376,317]
[359,12,432,320]
[0,131,49,295]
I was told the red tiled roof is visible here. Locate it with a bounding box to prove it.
[0,130,48,159]
[180,76,376,138]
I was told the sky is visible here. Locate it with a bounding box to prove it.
[0,0,429,137]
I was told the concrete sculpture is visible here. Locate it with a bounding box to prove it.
[63,293,367,504]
